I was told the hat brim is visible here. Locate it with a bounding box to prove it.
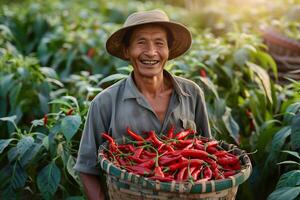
[106,21,192,61]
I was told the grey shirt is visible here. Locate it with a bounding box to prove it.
[74,70,211,175]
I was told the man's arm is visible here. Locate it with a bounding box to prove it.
[80,172,105,200]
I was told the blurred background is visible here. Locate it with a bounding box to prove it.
[0,0,300,199]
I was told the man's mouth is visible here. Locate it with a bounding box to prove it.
[140,60,159,65]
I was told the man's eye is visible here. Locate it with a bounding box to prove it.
[156,42,165,46]
[137,41,145,44]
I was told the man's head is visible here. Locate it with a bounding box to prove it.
[106,10,192,61]
[123,24,169,78]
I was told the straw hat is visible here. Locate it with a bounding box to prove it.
[106,9,192,60]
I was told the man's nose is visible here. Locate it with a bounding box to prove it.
[144,43,157,56]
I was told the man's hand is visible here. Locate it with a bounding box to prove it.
[79,172,106,200]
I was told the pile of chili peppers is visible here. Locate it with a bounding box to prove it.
[100,127,242,183]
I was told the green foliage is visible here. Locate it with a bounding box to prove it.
[0,50,54,137]
[267,151,300,200]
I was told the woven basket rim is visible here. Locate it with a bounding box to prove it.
[98,137,252,194]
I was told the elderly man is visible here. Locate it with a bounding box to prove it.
[74,9,211,199]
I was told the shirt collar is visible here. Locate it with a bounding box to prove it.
[122,70,190,101]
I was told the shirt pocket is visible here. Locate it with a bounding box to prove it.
[180,118,197,130]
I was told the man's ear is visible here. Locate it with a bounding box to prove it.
[123,47,129,60]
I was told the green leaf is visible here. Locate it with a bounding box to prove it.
[49,99,73,108]
[17,136,34,157]
[0,139,14,154]
[97,73,128,86]
[246,61,273,104]
[291,115,300,150]
[7,147,18,163]
[256,50,278,79]
[31,118,44,127]
[63,96,79,111]
[19,143,42,166]
[0,74,14,97]
[277,161,300,166]
[37,161,61,200]
[10,161,27,189]
[214,98,226,118]
[9,82,22,109]
[276,170,300,188]
[195,76,219,99]
[266,126,291,164]
[61,115,81,142]
[282,150,300,160]
[222,107,240,144]
[283,102,300,124]
[116,66,132,74]
[81,55,97,68]
[234,48,249,66]
[267,186,300,200]
[0,115,17,124]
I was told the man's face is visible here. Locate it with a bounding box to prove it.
[124,24,169,78]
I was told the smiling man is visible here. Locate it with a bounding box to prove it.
[74,10,211,200]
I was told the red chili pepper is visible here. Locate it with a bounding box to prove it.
[205,140,219,149]
[212,168,224,179]
[191,166,203,181]
[173,139,194,148]
[181,149,209,159]
[167,159,204,171]
[229,162,241,170]
[143,150,156,158]
[118,144,135,153]
[250,119,255,132]
[116,156,127,166]
[87,48,96,58]
[128,156,148,164]
[176,166,187,181]
[246,109,252,118]
[214,150,227,157]
[132,147,143,158]
[175,129,196,140]
[154,166,165,177]
[43,114,48,126]
[126,127,144,142]
[138,159,155,169]
[199,68,207,77]
[164,144,175,152]
[206,146,218,154]
[157,144,166,153]
[146,130,164,147]
[188,166,196,174]
[101,133,117,151]
[194,142,205,151]
[203,166,212,180]
[218,155,239,166]
[203,157,218,169]
[159,155,182,166]
[182,143,194,150]
[167,125,175,139]
[66,108,74,115]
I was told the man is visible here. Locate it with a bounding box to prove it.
[74,9,211,200]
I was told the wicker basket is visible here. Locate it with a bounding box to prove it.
[98,138,252,200]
